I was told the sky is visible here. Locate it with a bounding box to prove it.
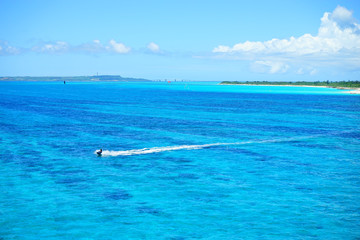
[1,0,360,81]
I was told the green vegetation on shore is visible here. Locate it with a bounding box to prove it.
[0,75,151,82]
[220,81,360,88]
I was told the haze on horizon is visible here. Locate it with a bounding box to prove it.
[1,0,360,81]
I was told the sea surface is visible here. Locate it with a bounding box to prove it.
[0,81,359,239]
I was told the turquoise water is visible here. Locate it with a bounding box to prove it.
[0,81,359,239]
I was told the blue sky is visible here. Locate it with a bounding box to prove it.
[1,0,360,81]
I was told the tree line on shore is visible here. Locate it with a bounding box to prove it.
[220,81,360,88]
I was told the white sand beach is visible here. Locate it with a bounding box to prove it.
[342,88,360,94]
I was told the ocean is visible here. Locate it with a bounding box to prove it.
[0,81,359,239]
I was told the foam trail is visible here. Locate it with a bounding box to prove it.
[95,143,225,157]
[94,138,294,157]
[95,130,357,157]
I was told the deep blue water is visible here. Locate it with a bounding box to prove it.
[0,81,360,239]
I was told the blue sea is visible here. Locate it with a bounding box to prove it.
[0,81,359,239]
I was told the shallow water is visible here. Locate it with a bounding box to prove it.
[0,81,359,239]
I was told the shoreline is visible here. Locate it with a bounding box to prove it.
[219,83,360,94]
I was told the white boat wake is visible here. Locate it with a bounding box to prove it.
[95,143,223,157]
[94,134,329,157]
[94,130,355,157]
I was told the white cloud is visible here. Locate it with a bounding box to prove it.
[330,5,356,28]
[108,40,131,54]
[43,41,68,52]
[251,61,289,74]
[0,41,21,55]
[310,69,318,75]
[212,6,360,74]
[30,39,131,55]
[296,67,318,75]
[147,42,160,53]
[32,41,69,53]
[77,40,105,53]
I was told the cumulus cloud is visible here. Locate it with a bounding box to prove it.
[75,39,131,54]
[310,69,318,75]
[212,6,360,74]
[147,42,161,53]
[0,41,21,55]
[329,5,356,29]
[30,39,131,55]
[108,40,131,54]
[214,6,360,55]
[251,61,289,74]
[76,39,105,53]
[32,41,69,53]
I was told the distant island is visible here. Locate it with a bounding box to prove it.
[0,75,152,82]
[220,81,360,89]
